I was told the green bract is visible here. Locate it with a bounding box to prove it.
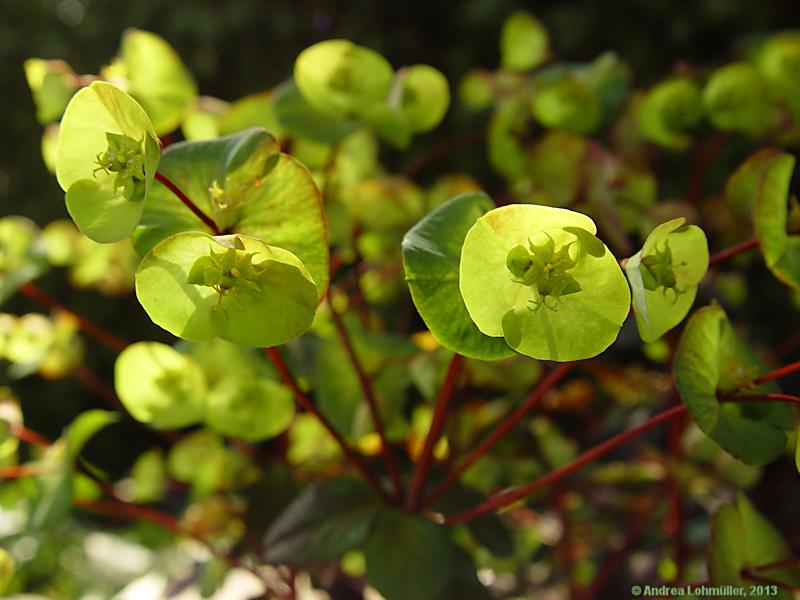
[403,193,514,360]
[500,11,550,71]
[294,40,393,119]
[23,59,77,124]
[0,217,48,304]
[459,205,630,361]
[56,82,160,243]
[757,33,800,126]
[673,304,794,464]
[531,76,601,134]
[637,78,703,150]
[702,63,774,134]
[747,150,800,290]
[107,29,198,135]
[205,377,295,442]
[135,232,317,347]
[709,495,800,595]
[133,128,329,299]
[114,342,206,429]
[625,218,709,343]
[274,80,360,143]
[393,65,450,133]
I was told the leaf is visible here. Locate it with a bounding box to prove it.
[294,39,394,119]
[0,216,49,305]
[205,377,295,442]
[64,409,119,458]
[531,75,602,134]
[702,63,774,134]
[56,82,160,242]
[460,204,630,361]
[638,78,703,150]
[625,218,709,342]
[273,80,360,143]
[133,128,329,299]
[23,59,77,124]
[114,342,206,429]
[115,29,197,135]
[135,232,318,347]
[263,478,380,565]
[709,495,800,596]
[673,304,793,464]
[393,65,450,133]
[500,11,550,71]
[364,509,454,600]
[748,150,800,289]
[403,192,515,360]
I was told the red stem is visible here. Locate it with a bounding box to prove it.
[0,465,49,478]
[19,282,129,352]
[9,423,52,447]
[420,362,574,510]
[406,353,464,511]
[708,237,760,268]
[445,405,686,525]
[754,556,800,573]
[155,171,221,236]
[752,362,800,386]
[740,569,800,593]
[264,347,394,503]
[327,291,402,500]
[444,392,800,525]
[400,128,486,178]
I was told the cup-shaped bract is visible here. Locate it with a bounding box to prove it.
[205,377,295,442]
[133,128,329,300]
[500,11,550,71]
[56,82,160,243]
[757,33,800,125]
[294,40,394,119]
[638,78,703,150]
[23,59,78,125]
[702,63,774,134]
[135,232,318,347]
[108,29,198,135]
[625,218,709,343]
[531,76,602,134]
[673,304,793,464]
[459,205,630,361]
[114,342,206,429]
[394,65,450,133]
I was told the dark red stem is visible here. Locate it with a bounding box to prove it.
[740,569,800,593]
[753,556,800,573]
[400,128,486,179]
[752,363,800,386]
[155,171,221,236]
[444,405,686,525]
[19,282,129,352]
[406,353,464,511]
[0,465,49,478]
[420,362,574,510]
[264,346,394,503]
[9,423,52,447]
[708,237,760,268]
[326,291,402,500]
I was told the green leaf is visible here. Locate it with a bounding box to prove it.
[638,78,703,150]
[709,495,800,596]
[23,59,77,124]
[64,409,119,458]
[364,509,454,600]
[135,232,318,347]
[531,76,602,134]
[218,91,284,138]
[133,128,329,299]
[0,216,48,304]
[702,63,774,135]
[114,29,198,135]
[274,80,360,143]
[757,33,800,127]
[264,478,380,565]
[500,11,550,71]
[673,304,793,464]
[460,204,630,361]
[56,82,160,242]
[294,39,394,119]
[625,218,709,342]
[747,150,800,290]
[488,98,530,181]
[205,377,295,442]
[0,547,13,595]
[403,192,515,360]
[393,65,450,133]
[114,342,206,429]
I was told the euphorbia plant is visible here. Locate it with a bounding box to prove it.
[1,14,799,600]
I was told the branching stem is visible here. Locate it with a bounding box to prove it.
[155,171,221,236]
